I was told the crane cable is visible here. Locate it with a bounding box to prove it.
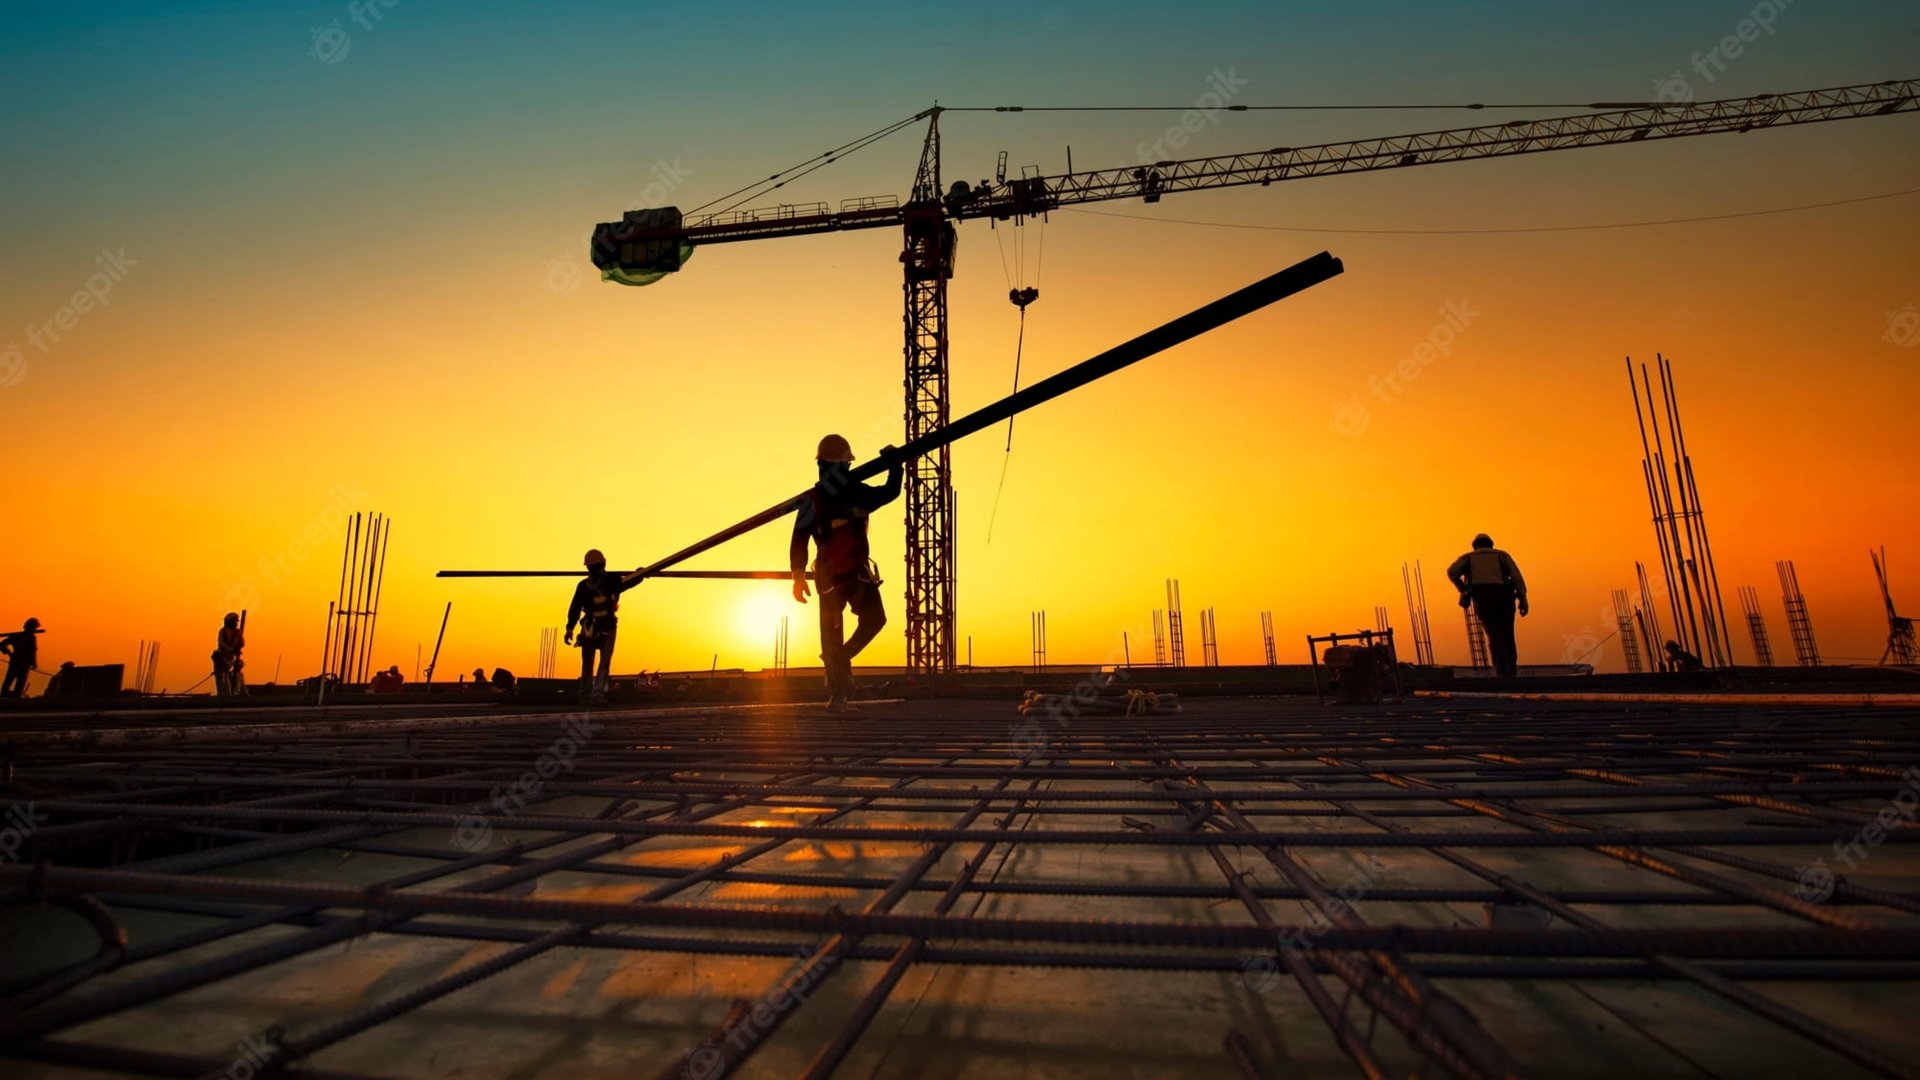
[685,111,929,220]
[986,217,1043,544]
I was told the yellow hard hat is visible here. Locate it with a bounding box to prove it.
[583,548,606,567]
[816,434,854,462]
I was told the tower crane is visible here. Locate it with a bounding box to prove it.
[591,78,1919,674]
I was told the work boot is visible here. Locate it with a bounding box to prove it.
[824,694,852,714]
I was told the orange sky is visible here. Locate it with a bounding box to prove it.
[3,5,1917,690]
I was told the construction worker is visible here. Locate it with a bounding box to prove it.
[212,612,247,698]
[1,618,42,698]
[790,434,903,712]
[370,665,405,694]
[565,550,642,704]
[1447,534,1528,678]
[1664,640,1705,672]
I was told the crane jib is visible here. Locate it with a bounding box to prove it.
[585,78,1917,285]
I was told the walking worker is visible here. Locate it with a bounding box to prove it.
[790,434,903,712]
[212,612,247,698]
[1,618,43,698]
[1447,533,1529,678]
[565,549,642,704]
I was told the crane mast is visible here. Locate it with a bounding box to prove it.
[589,78,1918,674]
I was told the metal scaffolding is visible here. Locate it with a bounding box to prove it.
[3,697,1918,1078]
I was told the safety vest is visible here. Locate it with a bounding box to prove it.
[577,576,621,638]
[810,490,871,577]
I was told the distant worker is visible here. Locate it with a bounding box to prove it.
[370,665,405,694]
[790,434,903,712]
[1664,640,1705,672]
[468,666,492,692]
[45,661,78,698]
[1447,534,1528,678]
[212,612,247,698]
[565,550,642,704]
[1,618,43,698]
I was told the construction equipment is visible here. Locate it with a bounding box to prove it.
[592,80,1920,673]
[1872,547,1917,665]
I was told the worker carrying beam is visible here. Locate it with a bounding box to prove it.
[565,550,642,704]
[212,612,247,698]
[1447,534,1529,678]
[791,434,902,712]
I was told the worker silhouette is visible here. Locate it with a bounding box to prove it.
[212,612,247,698]
[1664,640,1705,672]
[1,618,43,698]
[791,434,902,712]
[1447,534,1528,678]
[565,549,642,704]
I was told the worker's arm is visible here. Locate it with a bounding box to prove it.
[616,569,647,594]
[1445,554,1472,601]
[1503,552,1529,614]
[852,450,904,511]
[790,495,813,602]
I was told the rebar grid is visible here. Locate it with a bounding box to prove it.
[3,697,1918,1079]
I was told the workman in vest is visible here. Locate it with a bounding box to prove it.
[1,618,42,698]
[565,549,642,704]
[212,612,247,698]
[790,434,903,712]
[1446,534,1528,678]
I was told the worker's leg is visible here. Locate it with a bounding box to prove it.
[594,627,616,700]
[1,663,25,698]
[1472,586,1518,677]
[578,640,596,698]
[842,579,888,661]
[818,576,852,701]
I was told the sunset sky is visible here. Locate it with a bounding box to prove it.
[3,1,1917,690]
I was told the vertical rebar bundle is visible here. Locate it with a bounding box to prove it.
[1627,355,1735,667]
[132,641,160,694]
[326,512,392,685]
[1260,611,1277,666]
[1152,610,1167,667]
[1612,589,1644,674]
[1200,607,1219,667]
[1776,559,1821,667]
[1029,610,1048,671]
[1634,562,1666,668]
[1401,561,1436,666]
[1738,585,1776,667]
[1871,548,1915,665]
[1165,579,1186,668]
[775,615,790,672]
[1464,607,1490,671]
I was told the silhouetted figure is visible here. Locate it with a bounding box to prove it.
[212,612,247,698]
[1,618,42,698]
[1664,640,1705,672]
[370,665,405,694]
[490,667,516,692]
[1448,534,1529,678]
[791,434,903,712]
[45,661,77,697]
[565,550,642,704]
[467,666,493,693]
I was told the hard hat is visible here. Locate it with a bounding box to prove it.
[24,617,40,629]
[1472,533,1494,549]
[583,548,606,567]
[224,612,240,624]
[816,434,854,463]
